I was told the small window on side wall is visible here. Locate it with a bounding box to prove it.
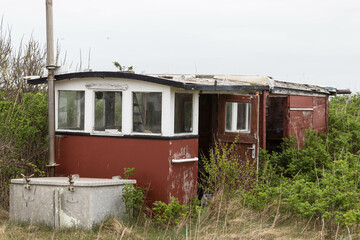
[133,92,162,134]
[58,90,85,130]
[174,93,193,133]
[95,92,122,131]
[225,102,251,133]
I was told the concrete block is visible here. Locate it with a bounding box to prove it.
[9,177,136,229]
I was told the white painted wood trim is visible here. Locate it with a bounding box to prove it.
[172,157,199,163]
[162,90,172,135]
[168,90,175,135]
[192,92,199,135]
[85,90,93,132]
[85,83,128,91]
[170,89,199,136]
[122,90,132,134]
[290,108,314,111]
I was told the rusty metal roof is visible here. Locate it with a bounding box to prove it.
[27,71,332,95]
[272,80,330,95]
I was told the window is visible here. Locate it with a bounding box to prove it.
[94,92,122,131]
[133,92,162,133]
[174,93,193,133]
[58,91,85,130]
[225,102,250,132]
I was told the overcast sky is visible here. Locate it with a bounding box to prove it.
[3,0,360,92]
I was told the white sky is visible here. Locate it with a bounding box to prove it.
[2,0,360,92]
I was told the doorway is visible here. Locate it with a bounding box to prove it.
[266,96,287,152]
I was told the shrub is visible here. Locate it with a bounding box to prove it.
[247,101,360,232]
[152,197,188,226]
[327,94,360,155]
[200,138,256,198]
[265,130,331,181]
[121,168,146,219]
[0,93,48,208]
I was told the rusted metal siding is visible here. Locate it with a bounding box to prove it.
[312,97,327,133]
[288,109,313,148]
[289,96,313,108]
[286,96,328,148]
[55,135,198,204]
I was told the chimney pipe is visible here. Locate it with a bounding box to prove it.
[46,0,58,176]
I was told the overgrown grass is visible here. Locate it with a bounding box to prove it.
[0,194,356,240]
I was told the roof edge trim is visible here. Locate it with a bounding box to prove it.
[27,71,186,89]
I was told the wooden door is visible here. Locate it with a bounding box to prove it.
[217,94,259,163]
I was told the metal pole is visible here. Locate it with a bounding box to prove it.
[46,0,57,176]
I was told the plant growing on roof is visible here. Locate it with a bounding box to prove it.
[113,61,133,71]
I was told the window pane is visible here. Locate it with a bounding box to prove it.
[95,92,122,131]
[175,93,193,133]
[133,92,162,133]
[58,91,85,130]
[225,102,250,132]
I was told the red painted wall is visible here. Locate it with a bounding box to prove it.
[312,97,328,133]
[287,96,328,148]
[55,135,198,204]
[168,139,198,204]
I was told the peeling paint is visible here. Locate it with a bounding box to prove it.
[167,140,198,204]
[287,96,327,148]
[59,209,80,228]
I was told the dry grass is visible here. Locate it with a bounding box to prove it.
[0,200,355,240]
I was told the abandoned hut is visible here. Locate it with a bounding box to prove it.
[28,71,334,204]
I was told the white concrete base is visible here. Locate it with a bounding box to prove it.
[9,177,136,229]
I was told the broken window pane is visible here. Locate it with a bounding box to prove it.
[58,91,85,130]
[225,102,251,132]
[175,93,193,133]
[133,92,162,133]
[95,92,122,131]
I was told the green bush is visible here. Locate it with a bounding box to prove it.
[247,94,360,232]
[152,197,188,226]
[265,130,331,181]
[327,94,360,155]
[0,92,48,208]
[121,168,146,219]
[249,155,360,227]
[122,184,146,219]
[200,138,256,198]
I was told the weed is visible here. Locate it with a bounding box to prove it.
[121,168,146,219]
[200,137,256,199]
[152,197,188,226]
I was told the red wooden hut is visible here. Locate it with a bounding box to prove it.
[29,72,335,204]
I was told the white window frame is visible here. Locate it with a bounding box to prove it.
[225,102,251,133]
[131,91,163,136]
[57,90,86,132]
[91,90,124,136]
[173,92,194,135]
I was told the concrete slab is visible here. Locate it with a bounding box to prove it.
[10,177,136,229]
